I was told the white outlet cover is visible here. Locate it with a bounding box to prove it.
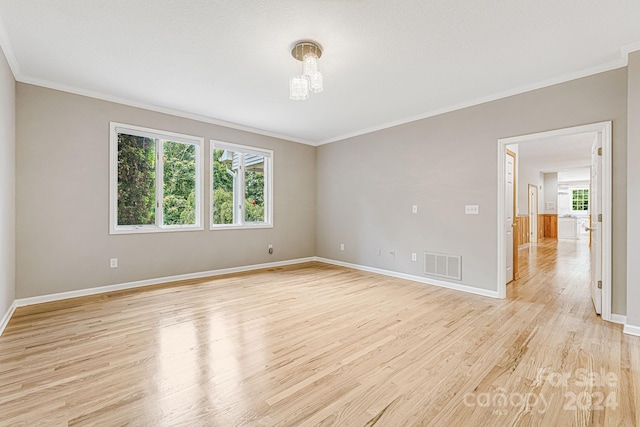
[340,243,345,250]
[411,253,417,261]
[465,205,479,215]
[110,258,118,268]
[412,205,418,214]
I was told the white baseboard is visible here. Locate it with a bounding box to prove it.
[15,257,316,308]
[623,324,640,337]
[314,257,500,299]
[609,314,627,325]
[0,300,17,336]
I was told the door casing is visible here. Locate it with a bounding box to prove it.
[528,184,538,244]
[496,122,612,322]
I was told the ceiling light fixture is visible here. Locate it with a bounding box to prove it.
[289,41,323,101]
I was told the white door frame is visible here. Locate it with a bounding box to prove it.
[496,121,612,321]
[528,184,538,244]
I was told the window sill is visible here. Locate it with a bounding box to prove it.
[210,224,273,231]
[110,225,204,235]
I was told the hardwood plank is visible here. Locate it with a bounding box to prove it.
[0,240,638,426]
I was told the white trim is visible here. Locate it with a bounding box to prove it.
[0,14,20,78]
[210,140,274,229]
[210,224,274,231]
[14,258,315,307]
[5,256,499,329]
[109,122,205,234]
[620,41,640,60]
[601,123,613,321]
[318,59,626,145]
[497,122,613,318]
[211,140,273,158]
[17,75,316,146]
[315,257,500,299]
[7,43,638,148]
[623,324,640,337]
[0,301,17,336]
[609,314,627,325]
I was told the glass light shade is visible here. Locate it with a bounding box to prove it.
[302,52,318,77]
[309,71,323,93]
[289,76,309,101]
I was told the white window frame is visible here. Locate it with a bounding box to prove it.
[109,122,204,234]
[570,186,589,214]
[210,140,273,230]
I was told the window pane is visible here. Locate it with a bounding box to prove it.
[571,189,589,211]
[163,141,196,226]
[117,133,156,226]
[212,148,236,225]
[244,153,265,223]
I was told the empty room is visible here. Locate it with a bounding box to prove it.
[1,1,640,425]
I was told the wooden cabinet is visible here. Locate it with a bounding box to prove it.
[516,215,530,246]
[516,214,557,245]
[542,214,558,238]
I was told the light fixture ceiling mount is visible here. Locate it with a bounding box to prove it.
[289,40,324,101]
[291,41,323,61]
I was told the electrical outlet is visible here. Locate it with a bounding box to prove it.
[110,258,118,268]
[389,250,396,258]
[412,205,418,214]
[268,244,273,255]
[340,243,345,251]
[411,253,417,261]
[465,205,479,215]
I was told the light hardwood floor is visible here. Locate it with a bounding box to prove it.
[1,238,638,426]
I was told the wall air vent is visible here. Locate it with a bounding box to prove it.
[424,252,462,281]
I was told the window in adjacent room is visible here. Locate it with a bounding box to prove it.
[211,140,273,229]
[110,122,203,234]
[571,188,589,212]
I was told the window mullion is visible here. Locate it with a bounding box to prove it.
[239,153,245,226]
[156,139,164,228]
[264,158,270,224]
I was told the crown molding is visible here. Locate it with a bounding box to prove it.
[3,12,639,148]
[16,75,317,146]
[318,56,628,145]
[0,13,20,78]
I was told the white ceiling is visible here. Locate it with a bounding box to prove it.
[1,1,639,145]
[516,132,594,173]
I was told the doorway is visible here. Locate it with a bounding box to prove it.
[496,122,612,321]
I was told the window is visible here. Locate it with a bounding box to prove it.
[110,122,203,234]
[572,188,589,212]
[211,140,273,229]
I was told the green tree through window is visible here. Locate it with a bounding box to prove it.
[162,141,196,226]
[211,143,272,227]
[111,123,202,233]
[572,189,589,211]
[117,134,156,225]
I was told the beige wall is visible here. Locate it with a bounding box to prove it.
[15,84,316,298]
[627,52,640,327]
[316,69,628,315]
[10,63,635,321]
[517,163,543,217]
[543,173,558,214]
[0,45,15,320]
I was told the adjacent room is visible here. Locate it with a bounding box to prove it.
[1,2,640,425]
